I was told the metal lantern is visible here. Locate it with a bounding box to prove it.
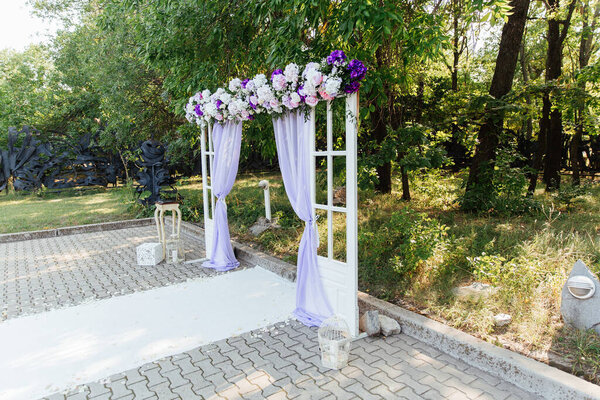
[165,233,185,264]
[318,315,351,370]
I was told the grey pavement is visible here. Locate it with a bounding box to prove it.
[44,320,540,400]
[0,225,223,322]
[0,225,541,399]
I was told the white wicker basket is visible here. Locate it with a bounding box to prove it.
[318,315,351,370]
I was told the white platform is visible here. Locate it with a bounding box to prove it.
[0,267,296,400]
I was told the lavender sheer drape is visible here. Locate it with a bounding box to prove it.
[273,110,334,326]
[203,121,242,272]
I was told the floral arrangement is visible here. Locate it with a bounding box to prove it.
[185,50,367,127]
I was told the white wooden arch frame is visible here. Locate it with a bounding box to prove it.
[200,93,359,335]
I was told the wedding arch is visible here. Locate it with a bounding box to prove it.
[186,51,366,336]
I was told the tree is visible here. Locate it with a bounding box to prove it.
[463,0,531,210]
[528,0,576,192]
[571,0,600,185]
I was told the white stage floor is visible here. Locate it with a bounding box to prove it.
[0,267,296,400]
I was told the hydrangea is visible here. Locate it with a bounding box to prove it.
[228,78,241,92]
[253,73,267,88]
[256,85,274,104]
[284,63,299,83]
[344,81,361,94]
[324,77,342,96]
[347,59,367,80]
[202,89,211,99]
[219,92,232,104]
[326,50,347,67]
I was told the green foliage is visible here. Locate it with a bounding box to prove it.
[358,207,448,297]
[461,146,540,214]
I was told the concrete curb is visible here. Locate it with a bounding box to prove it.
[0,218,155,244]
[180,222,599,400]
[358,292,600,400]
[180,221,298,282]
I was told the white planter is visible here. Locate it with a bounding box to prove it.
[137,242,164,266]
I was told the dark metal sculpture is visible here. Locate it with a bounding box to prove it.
[0,126,49,192]
[135,140,178,205]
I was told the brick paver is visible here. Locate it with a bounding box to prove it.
[0,226,541,399]
[0,225,221,321]
[45,320,541,400]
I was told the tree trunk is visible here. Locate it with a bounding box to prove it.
[572,0,599,185]
[464,0,530,208]
[119,151,130,184]
[371,46,393,194]
[401,165,410,200]
[542,13,564,190]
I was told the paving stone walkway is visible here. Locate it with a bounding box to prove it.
[0,225,218,322]
[0,225,541,399]
[45,320,540,400]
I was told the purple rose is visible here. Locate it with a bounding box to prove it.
[327,50,347,66]
[271,69,283,80]
[194,104,203,116]
[241,78,249,89]
[216,100,223,109]
[347,59,367,81]
[344,81,361,94]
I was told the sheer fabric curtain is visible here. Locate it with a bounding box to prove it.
[202,121,242,272]
[273,110,333,326]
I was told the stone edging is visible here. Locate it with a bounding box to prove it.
[0,218,155,244]
[180,221,298,282]
[180,221,599,400]
[358,292,600,400]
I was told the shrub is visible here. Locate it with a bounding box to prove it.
[358,207,448,297]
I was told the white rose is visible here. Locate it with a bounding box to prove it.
[290,92,301,104]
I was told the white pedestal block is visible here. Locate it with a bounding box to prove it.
[137,242,164,266]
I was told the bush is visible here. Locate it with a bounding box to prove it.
[358,207,448,297]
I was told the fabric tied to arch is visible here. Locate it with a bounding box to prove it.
[203,121,242,272]
[273,110,334,327]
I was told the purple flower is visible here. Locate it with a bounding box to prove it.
[194,104,203,116]
[327,50,347,66]
[347,59,367,80]
[249,100,257,110]
[248,114,255,120]
[297,85,306,102]
[344,81,361,94]
[216,100,223,109]
[271,69,283,80]
[241,78,250,89]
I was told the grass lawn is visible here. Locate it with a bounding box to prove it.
[1,171,599,382]
[0,187,135,234]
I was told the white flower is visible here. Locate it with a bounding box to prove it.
[253,73,267,88]
[228,78,241,92]
[204,103,218,117]
[324,77,342,96]
[305,95,319,107]
[284,63,299,83]
[220,92,232,104]
[245,80,256,91]
[290,92,301,104]
[272,74,287,91]
[202,89,211,99]
[257,85,274,104]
